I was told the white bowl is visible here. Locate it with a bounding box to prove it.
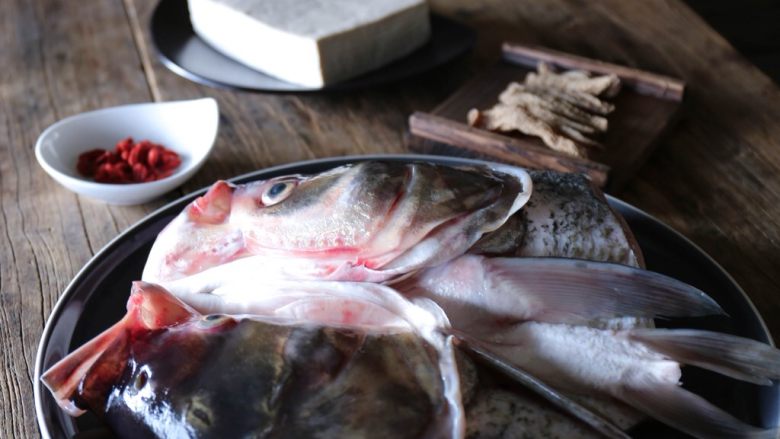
[35,98,219,205]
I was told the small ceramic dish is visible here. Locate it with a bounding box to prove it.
[35,98,219,205]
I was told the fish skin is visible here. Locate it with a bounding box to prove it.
[393,170,780,438]
[98,319,446,439]
[44,279,780,438]
[471,170,643,268]
[143,161,532,285]
[42,282,469,439]
[466,387,620,439]
[98,162,780,438]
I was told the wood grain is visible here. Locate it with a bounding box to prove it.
[2,0,780,437]
[409,112,611,186]
[502,42,685,100]
[0,0,160,437]
[409,43,685,191]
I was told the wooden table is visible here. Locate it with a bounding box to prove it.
[2,0,780,436]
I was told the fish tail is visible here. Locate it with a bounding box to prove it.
[629,328,780,385]
[620,383,778,439]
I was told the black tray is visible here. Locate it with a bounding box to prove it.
[35,155,780,438]
[150,0,477,92]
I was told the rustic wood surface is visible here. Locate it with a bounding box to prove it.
[409,42,686,191]
[2,0,780,436]
[409,112,612,186]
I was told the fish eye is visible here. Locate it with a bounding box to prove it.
[134,369,149,390]
[261,180,297,206]
[198,314,233,329]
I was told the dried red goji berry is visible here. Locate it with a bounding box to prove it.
[132,162,150,182]
[118,162,132,179]
[143,170,159,182]
[128,142,151,166]
[77,137,180,184]
[93,163,114,183]
[76,149,106,177]
[115,137,134,155]
[99,151,119,165]
[159,150,181,171]
[146,146,161,168]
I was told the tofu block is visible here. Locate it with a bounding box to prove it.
[188,0,432,87]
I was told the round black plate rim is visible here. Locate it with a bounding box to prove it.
[149,0,477,93]
[34,153,777,438]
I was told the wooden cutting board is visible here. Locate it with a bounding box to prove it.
[408,42,685,192]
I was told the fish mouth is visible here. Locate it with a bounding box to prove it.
[40,283,199,416]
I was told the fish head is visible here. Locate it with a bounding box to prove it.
[85,318,452,438]
[230,162,408,257]
[43,281,466,438]
[143,161,532,282]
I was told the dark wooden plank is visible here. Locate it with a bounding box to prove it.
[0,0,157,437]
[410,45,683,192]
[409,112,610,185]
[502,42,685,100]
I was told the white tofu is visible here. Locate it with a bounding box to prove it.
[188,0,431,87]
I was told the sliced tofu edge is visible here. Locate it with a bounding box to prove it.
[188,0,431,87]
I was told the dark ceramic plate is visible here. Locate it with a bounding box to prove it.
[150,0,476,92]
[35,155,779,438]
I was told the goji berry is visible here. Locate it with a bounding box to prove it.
[128,142,151,166]
[159,150,181,171]
[77,137,181,184]
[76,149,106,176]
[115,137,133,154]
[132,162,150,182]
[147,146,161,168]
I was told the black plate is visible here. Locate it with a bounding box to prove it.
[150,0,477,92]
[34,155,779,438]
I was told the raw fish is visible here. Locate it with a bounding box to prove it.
[64,161,780,438]
[41,282,465,438]
[143,162,532,284]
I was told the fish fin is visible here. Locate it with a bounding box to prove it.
[620,383,777,439]
[483,257,725,322]
[186,180,233,224]
[629,329,780,385]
